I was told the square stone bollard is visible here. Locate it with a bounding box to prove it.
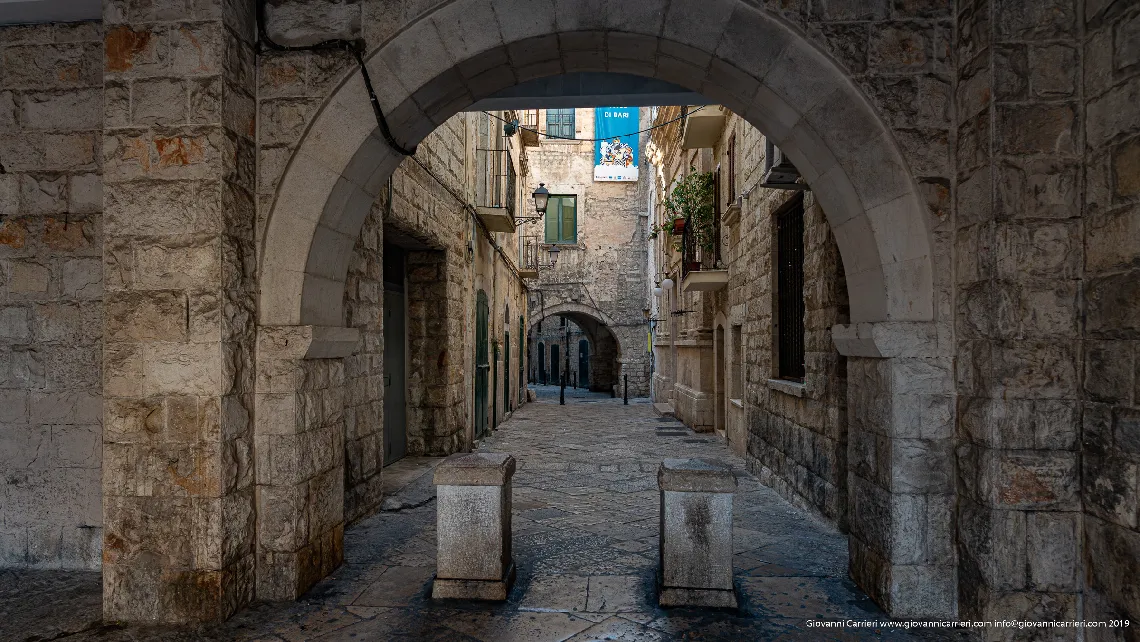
[658,458,738,608]
[431,452,516,600]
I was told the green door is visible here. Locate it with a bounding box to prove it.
[493,343,499,429]
[578,339,590,388]
[504,329,510,412]
[519,317,525,404]
[475,290,489,439]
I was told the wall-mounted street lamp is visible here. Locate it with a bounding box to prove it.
[514,182,551,225]
[546,243,560,268]
[533,183,549,215]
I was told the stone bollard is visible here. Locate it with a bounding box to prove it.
[431,452,516,600]
[657,458,738,608]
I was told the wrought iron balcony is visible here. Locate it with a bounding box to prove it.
[475,148,517,232]
[520,235,542,279]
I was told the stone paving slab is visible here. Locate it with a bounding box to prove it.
[2,389,974,641]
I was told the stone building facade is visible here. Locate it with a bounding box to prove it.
[0,0,1136,631]
[523,107,651,396]
[648,106,850,527]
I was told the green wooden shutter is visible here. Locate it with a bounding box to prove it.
[545,196,559,243]
[561,196,576,243]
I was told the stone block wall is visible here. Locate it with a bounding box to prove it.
[253,328,345,600]
[0,21,104,570]
[954,0,1087,622]
[342,192,383,524]
[744,194,850,525]
[100,0,258,622]
[1081,0,1140,628]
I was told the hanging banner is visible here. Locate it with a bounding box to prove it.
[594,107,639,182]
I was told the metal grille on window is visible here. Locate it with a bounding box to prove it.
[776,196,805,381]
[727,134,736,202]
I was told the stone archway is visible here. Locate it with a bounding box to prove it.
[257,0,951,619]
[527,302,626,394]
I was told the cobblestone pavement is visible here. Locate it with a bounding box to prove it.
[3,389,970,641]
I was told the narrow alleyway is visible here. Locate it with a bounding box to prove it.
[4,393,969,641]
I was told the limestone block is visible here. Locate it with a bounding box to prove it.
[657,458,737,608]
[432,452,516,600]
[264,0,361,47]
[19,88,101,131]
[0,306,31,342]
[430,0,503,63]
[60,258,101,300]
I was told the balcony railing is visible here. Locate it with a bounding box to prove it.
[519,110,540,146]
[475,148,517,232]
[520,236,541,278]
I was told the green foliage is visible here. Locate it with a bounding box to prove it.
[654,169,716,255]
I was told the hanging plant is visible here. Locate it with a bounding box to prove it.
[663,168,716,256]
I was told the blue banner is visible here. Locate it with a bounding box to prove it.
[594,107,639,182]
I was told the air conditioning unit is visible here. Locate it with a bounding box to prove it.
[760,138,806,190]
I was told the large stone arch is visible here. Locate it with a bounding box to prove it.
[258,0,951,619]
[259,0,933,330]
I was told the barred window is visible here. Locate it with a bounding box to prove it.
[776,195,805,381]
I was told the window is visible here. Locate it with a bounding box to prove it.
[727,134,736,202]
[731,325,743,400]
[545,108,575,139]
[544,194,577,244]
[776,195,805,381]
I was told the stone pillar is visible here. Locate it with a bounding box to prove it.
[100,0,257,623]
[657,458,738,608]
[833,322,955,619]
[253,325,357,600]
[954,0,1085,622]
[432,452,516,600]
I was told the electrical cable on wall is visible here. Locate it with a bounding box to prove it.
[256,1,526,286]
[256,0,415,156]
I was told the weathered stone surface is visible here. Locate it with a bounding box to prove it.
[433,452,516,487]
[658,459,737,607]
[433,454,514,600]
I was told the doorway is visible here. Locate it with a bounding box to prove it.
[714,324,725,435]
[550,344,560,386]
[538,342,546,384]
[475,290,489,439]
[578,339,590,389]
[504,327,511,413]
[383,246,407,466]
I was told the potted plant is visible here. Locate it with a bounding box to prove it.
[671,214,686,234]
[665,169,715,254]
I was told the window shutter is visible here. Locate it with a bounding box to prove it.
[562,196,576,243]
[545,198,558,243]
